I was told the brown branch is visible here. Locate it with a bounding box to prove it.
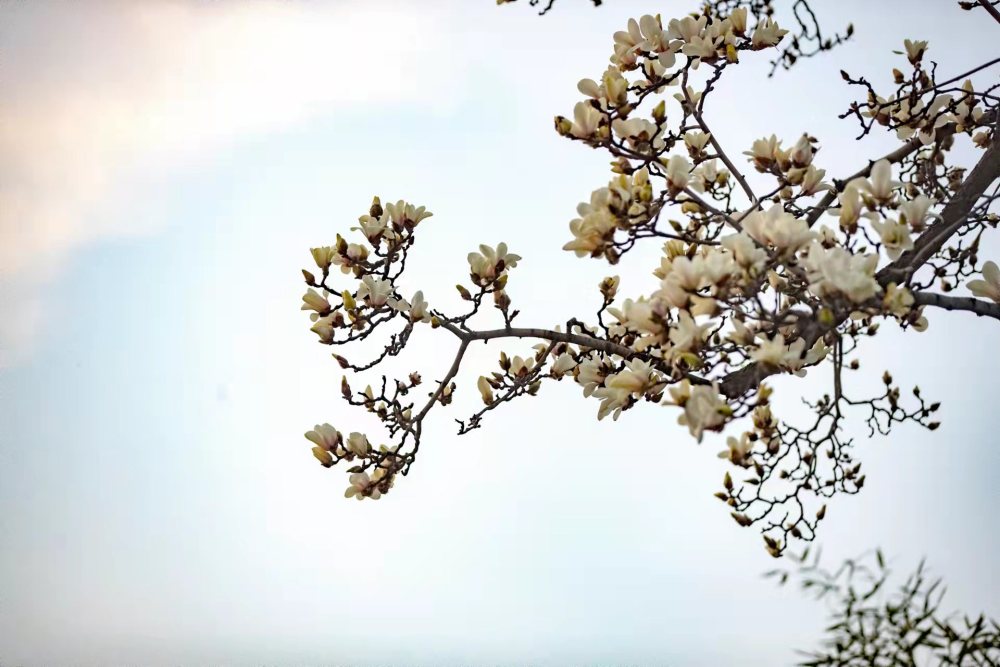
[912,291,1000,320]
[879,138,1000,284]
[439,320,635,358]
[977,0,1000,24]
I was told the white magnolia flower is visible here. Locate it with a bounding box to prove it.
[684,131,712,156]
[345,432,371,456]
[751,17,788,49]
[510,355,534,377]
[742,204,817,253]
[564,188,617,257]
[578,66,628,107]
[726,8,747,34]
[871,218,914,260]
[576,356,611,397]
[744,134,782,172]
[789,134,814,167]
[665,154,692,190]
[570,101,604,139]
[550,353,578,377]
[301,288,331,315]
[898,195,935,232]
[612,19,643,68]
[682,34,720,59]
[750,333,807,372]
[612,117,661,147]
[803,242,881,303]
[668,312,712,353]
[306,423,341,452]
[903,38,928,64]
[883,283,915,317]
[310,246,336,270]
[666,15,707,42]
[385,200,432,226]
[967,261,1000,302]
[344,471,382,500]
[477,376,494,404]
[357,275,393,308]
[718,432,753,467]
[468,243,521,284]
[638,14,670,52]
[798,165,829,195]
[829,185,863,230]
[595,359,659,421]
[677,384,730,442]
[388,290,431,323]
[851,159,899,204]
[310,315,337,343]
[721,233,768,275]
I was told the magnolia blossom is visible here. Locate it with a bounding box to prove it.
[594,358,660,421]
[344,471,383,500]
[477,376,494,404]
[967,261,1000,303]
[665,154,692,191]
[311,246,336,270]
[883,283,915,317]
[510,355,534,377]
[575,356,612,397]
[684,131,712,157]
[898,195,935,232]
[798,165,829,195]
[666,15,707,42]
[612,117,661,148]
[301,288,331,318]
[668,312,712,354]
[310,315,337,343]
[384,200,432,226]
[345,432,371,456]
[721,233,768,275]
[803,242,881,303]
[871,218,914,260]
[851,160,899,204]
[672,382,730,442]
[388,290,430,323]
[750,333,806,372]
[578,66,628,107]
[468,243,521,284]
[357,275,393,307]
[550,353,578,377]
[751,18,788,49]
[903,38,928,64]
[564,188,617,257]
[569,101,604,139]
[789,134,814,167]
[306,423,341,452]
[743,204,817,253]
[830,185,864,230]
[718,432,753,467]
[354,214,390,243]
[744,134,782,172]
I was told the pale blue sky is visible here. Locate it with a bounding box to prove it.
[0,1,997,665]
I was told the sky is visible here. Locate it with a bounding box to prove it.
[0,0,997,665]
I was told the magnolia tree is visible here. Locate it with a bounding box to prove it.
[298,0,1000,558]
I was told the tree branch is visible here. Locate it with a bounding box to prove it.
[439,320,635,358]
[879,137,1000,284]
[912,291,1000,320]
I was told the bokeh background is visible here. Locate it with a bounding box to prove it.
[1,0,997,664]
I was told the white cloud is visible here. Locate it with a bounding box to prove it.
[0,0,460,366]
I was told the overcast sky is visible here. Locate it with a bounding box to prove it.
[0,1,997,665]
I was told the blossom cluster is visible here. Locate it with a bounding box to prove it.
[299,1,998,556]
